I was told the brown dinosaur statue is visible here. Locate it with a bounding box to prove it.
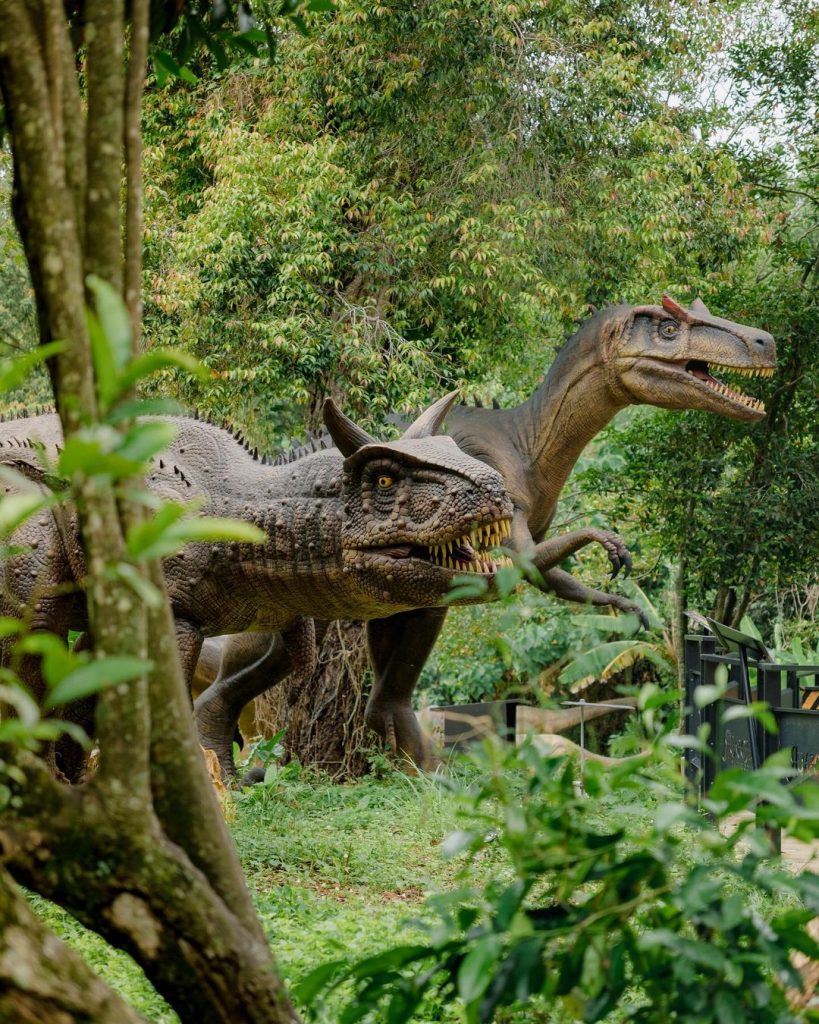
[193,295,776,772]
[0,394,514,778]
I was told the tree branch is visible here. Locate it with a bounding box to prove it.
[84,0,125,288]
[0,0,95,429]
[144,565,269,945]
[0,867,146,1024]
[124,0,150,344]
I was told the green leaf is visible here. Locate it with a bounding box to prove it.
[44,656,152,710]
[126,504,264,562]
[86,275,132,371]
[458,934,502,1003]
[571,612,641,635]
[441,830,482,858]
[17,632,79,685]
[117,348,208,395]
[105,397,184,424]
[494,565,521,599]
[714,990,745,1024]
[116,421,178,464]
[0,340,65,393]
[0,683,40,728]
[58,434,142,480]
[0,492,48,536]
[126,501,188,560]
[559,640,642,685]
[348,945,434,981]
[170,517,266,545]
[293,959,348,1004]
[110,562,163,609]
[693,679,729,708]
[154,51,198,85]
[444,575,489,604]
[722,701,777,734]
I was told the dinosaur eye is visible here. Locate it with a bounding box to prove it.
[377,475,394,489]
[659,319,679,339]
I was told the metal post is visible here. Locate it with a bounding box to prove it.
[737,643,760,771]
[560,699,637,797]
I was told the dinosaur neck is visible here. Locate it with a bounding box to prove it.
[518,327,628,517]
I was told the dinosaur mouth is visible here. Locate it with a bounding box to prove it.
[371,519,514,574]
[685,360,772,414]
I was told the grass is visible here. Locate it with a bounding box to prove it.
[29,765,510,1023]
[28,760,810,1023]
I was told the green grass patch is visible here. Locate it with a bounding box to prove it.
[26,766,808,1023]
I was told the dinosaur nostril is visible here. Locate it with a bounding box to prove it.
[755,337,767,347]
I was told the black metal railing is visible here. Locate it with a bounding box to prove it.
[684,628,819,793]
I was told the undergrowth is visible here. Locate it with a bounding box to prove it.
[29,760,812,1023]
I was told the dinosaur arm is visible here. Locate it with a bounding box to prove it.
[529,528,632,579]
[537,567,649,628]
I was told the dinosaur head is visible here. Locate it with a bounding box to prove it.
[608,296,775,421]
[324,394,514,607]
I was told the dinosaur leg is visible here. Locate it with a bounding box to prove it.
[538,567,649,628]
[194,632,291,779]
[282,618,317,707]
[365,607,448,768]
[530,527,632,579]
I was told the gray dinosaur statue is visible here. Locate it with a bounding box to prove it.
[0,394,514,778]
[193,295,776,770]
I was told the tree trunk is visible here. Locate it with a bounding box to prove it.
[0,868,145,1024]
[0,4,299,1020]
[259,621,372,780]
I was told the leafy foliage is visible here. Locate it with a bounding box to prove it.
[141,0,771,443]
[300,710,819,1023]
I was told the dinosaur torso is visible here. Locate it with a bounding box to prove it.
[0,411,512,639]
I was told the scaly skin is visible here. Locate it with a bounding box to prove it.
[0,395,513,779]
[199,296,777,768]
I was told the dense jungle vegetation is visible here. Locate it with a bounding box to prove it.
[86,0,819,699]
[0,0,817,1021]
[2,0,817,701]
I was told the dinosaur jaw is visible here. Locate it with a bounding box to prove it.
[685,359,772,416]
[630,356,774,421]
[360,517,514,576]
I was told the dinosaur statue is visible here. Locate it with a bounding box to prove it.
[193,295,776,771]
[0,394,514,778]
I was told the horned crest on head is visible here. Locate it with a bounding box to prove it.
[322,392,459,457]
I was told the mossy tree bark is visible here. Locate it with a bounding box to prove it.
[0,3,298,1020]
[262,620,372,781]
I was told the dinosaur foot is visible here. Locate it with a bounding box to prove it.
[365,701,437,770]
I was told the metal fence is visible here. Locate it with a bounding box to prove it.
[684,630,819,794]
